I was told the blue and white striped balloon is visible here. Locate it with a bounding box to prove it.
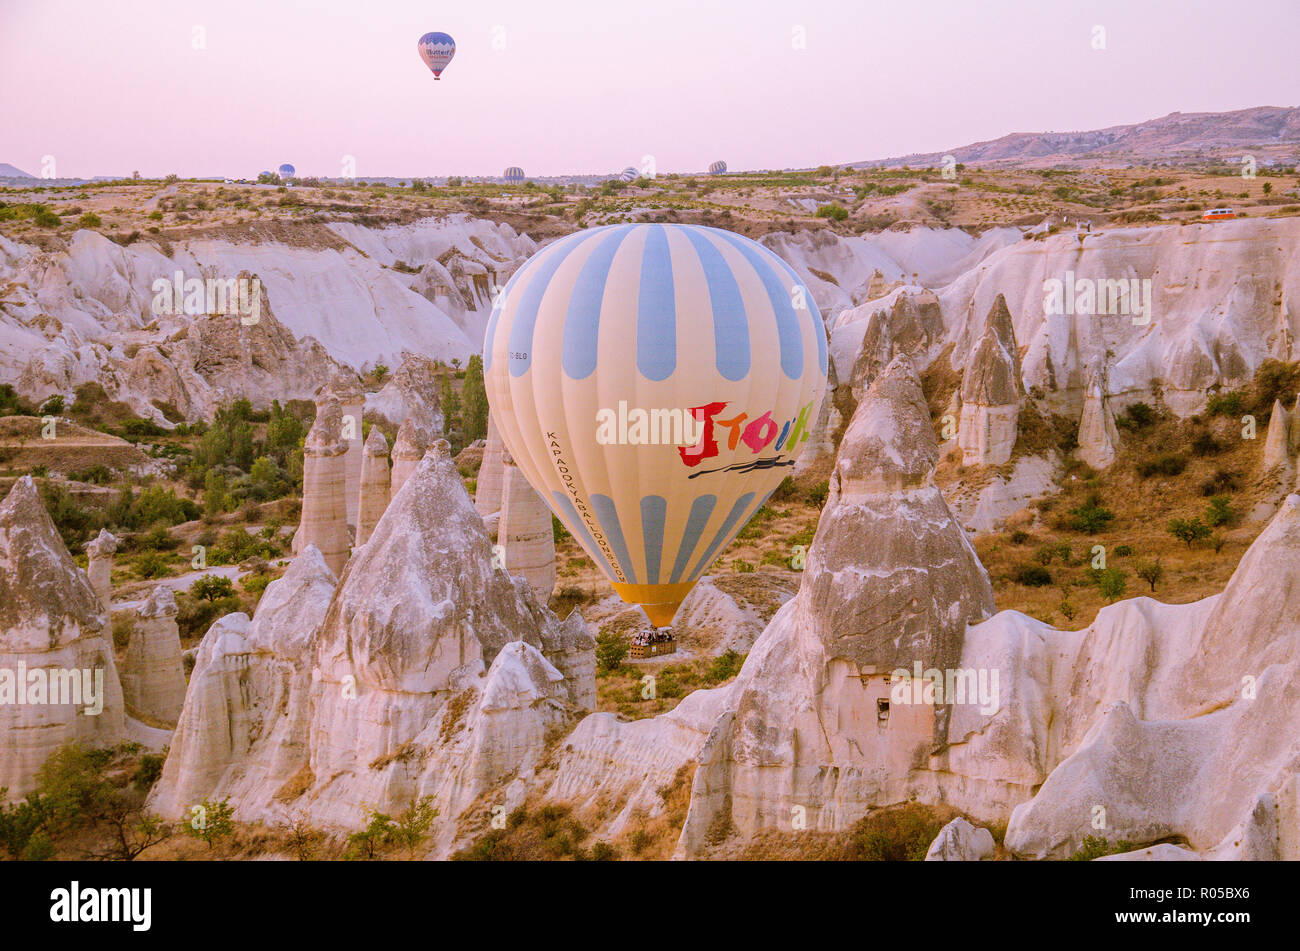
[484,223,826,625]
[708,160,727,175]
[620,166,638,182]
[503,166,525,183]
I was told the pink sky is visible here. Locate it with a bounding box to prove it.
[2,0,1297,179]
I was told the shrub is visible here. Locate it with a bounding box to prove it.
[1113,544,1132,557]
[77,212,102,228]
[1167,517,1211,548]
[183,797,235,850]
[1190,431,1222,456]
[1068,493,1115,534]
[1068,835,1135,861]
[1009,530,1030,545]
[771,476,798,501]
[1013,564,1052,587]
[1205,495,1235,527]
[1136,453,1187,478]
[191,575,235,602]
[39,394,65,415]
[1116,402,1155,429]
[815,202,849,221]
[1200,468,1240,496]
[1092,567,1128,602]
[594,629,629,671]
[1206,391,1244,417]
[1136,560,1163,592]
[807,481,830,507]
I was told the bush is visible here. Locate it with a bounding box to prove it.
[771,476,798,501]
[1092,567,1128,602]
[1200,468,1240,496]
[1190,431,1222,456]
[1205,391,1244,417]
[841,805,945,861]
[1205,495,1235,528]
[594,629,629,671]
[77,212,102,228]
[191,575,235,602]
[1167,517,1211,548]
[1113,544,1132,557]
[1136,560,1163,592]
[1068,835,1135,861]
[1013,564,1052,587]
[1067,493,1115,534]
[815,202,849,221]
[1136,453,1187,478]
[40,394,65,415]
[807,481,830,507]
[1116,402,1155,429]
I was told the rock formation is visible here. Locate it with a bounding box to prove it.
[323,371,366,529]
[356,426,391,547]
[0,477,125,799]
[497,452,557,603]
[389,404,439,499]
[365,354,446,432]
[85,528,118,613]
[1077,367,1121,470]
[1263,398,1293,471]
[958,294,1023,466]
[120,585,188,726]
[925,817,996,861]
[474,413,506,517]
[150,444,594,847]
[293,395,351,575]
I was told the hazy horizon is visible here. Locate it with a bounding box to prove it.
[3,0,1298,179]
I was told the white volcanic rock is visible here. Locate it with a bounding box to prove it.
[120,584,188,726]
[925,817,996,861]
[322,371,366,528]
[365,354,446,433]
[958,295,1023,466]
[940,217,1300,417]
[293,396,350,575]
[149,546,337,820]
[84,528,118,612]
[834,288,946,407]
[356,426,390,547]
[1077,369,1121,470]
[389,405,439,498]
[498,454,556,603]
[1263,399,1293,471]
[0,477,125,799]
[150,446,595,846]
[474,413,506,517]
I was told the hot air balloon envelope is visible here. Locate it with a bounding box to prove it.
[708,160,728,176]
[418,32,456,79]
[503,166,525,183]
[277,163,295,179]
[620,166,638,182]
[484,223,827,626]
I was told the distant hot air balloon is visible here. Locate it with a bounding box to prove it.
[484,223,827,626]
[277,163,295,179]
[708,160,728,176]
[620,166,639,182]
[418,32,456,80]
[503,166,525,184]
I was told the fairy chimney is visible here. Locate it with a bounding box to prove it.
[85,529,118,613]
[121,585,188,726]
[957,294,1024,466]
[324,371,366,529]
[356,426,391,547]
[498,452,557,603]
[295,395,351,575]
[475,413,506,516]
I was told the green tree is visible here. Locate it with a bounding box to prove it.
[1069,493,1115,534]
[184,797,235,850]
[204,470,230,515]
[595,629,629,671]
[1167,517,1211,548]
[1136,560,1163,592]
[461,354,489,442]
[388,796,439,859]
[191,575,235,602]
[1205,495,1234,527]
[1093,567,1128,602]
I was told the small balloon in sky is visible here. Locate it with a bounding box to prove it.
[503,166,525,183]
[620,166,638,182]
[277,163,295,179]
[418,32,456,80]
[708,160,728,175]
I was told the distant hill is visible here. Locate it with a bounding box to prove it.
[0,163,34,178]
[855,106,1300,169]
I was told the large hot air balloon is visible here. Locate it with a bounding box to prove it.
[620,166,639,183]
[484,223,827,626]
[277,163,295,179]
[418,32,456,80]
[708,160,728,176]
[503,166,525,184]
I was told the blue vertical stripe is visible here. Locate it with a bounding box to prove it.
[508,230,590,378]
[682,227,750,381]
[669,494,717,584]
[483,263,529,372]
[636,225,677,381]
[561,225,635,380]
[767,253,828,377]
[687,492,756,582]
[709,228,804,379]
[592,493,637,585]
[550,491,617,578]
[640,495,667,585]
